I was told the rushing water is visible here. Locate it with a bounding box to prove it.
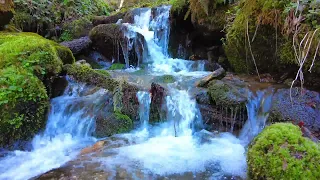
[0,5,274,180]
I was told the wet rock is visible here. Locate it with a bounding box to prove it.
[149,83,167,123]
[51,76,68,98]
[95,112,133,138]
[195,67,225,87]
[89,23,146,66]
[92,13,125,26]
[113,81,140,120]
[80,141,105,155]
[60,36,92,55]
[269,87,320,136]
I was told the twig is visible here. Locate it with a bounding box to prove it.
[246,20,261,81]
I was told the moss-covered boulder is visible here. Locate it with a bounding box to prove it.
[248,123,320,179]
[95,110,133,137]
[113,80,140,120]
[0,32,75,147]
[0,32,75,77]
[63,64,118,91]
[0,0,14,29]
[0,67,49,147]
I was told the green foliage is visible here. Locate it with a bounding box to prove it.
[109,63,126,70]
[248,123,320,179]
[13,0,111,38]
[0,66,49,146]
[59,31,73,42]
[169,0,187,13]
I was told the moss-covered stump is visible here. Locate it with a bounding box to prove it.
[248,123,320,179]
[63,64,118,91]
[95,111,133,137]
[0,67,49,147]
[0,0,14,29]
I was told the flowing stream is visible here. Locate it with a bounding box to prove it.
[0,5,273,180]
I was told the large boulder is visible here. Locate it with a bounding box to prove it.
[269,87,320,137]
[0,0,14,29]
[248,123,320,179]
[89,23,147,67]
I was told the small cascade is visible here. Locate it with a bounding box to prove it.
[239,90,273,145]
[137,91,151,129]
[0,79,112,180]
[150,5,171,57]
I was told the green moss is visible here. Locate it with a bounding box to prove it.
[0,32,75,80]
[154,75,176,83]
[248,123,320,179]
[109,63,126,70]
[96,69,111,77]
[64,64,118,91]
[0,66,49,146]
[207,80,246,106]
[169,0,187,13]
[114,110,133,133]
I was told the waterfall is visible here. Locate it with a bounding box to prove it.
[137,91,151,129]
[239,90,273,145]
[0,78,112,180]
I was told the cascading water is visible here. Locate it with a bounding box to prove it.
[0,79,112,180]
[0,5,276,180]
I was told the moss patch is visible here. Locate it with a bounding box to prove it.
[0,66,49,146]
[248,123,320,179]
[64,64,118,91]
[0,32,74,80]
[109,63,126,70]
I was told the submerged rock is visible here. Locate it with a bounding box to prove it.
[248,123,320,179]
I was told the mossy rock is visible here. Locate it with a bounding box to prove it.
[0,66,49,147]
[0,0,14,29]
[63,64,118,91]
[248,123,320,179]
[207,79,247,107]
[0,32,75,79]
[95,110,133,137]
[224,0,292,73]
[113,80,140,120]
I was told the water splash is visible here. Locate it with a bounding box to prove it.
[137,91,151,129]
